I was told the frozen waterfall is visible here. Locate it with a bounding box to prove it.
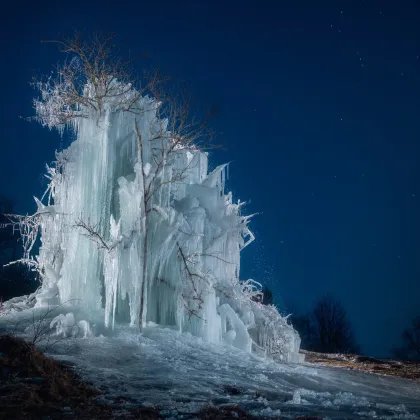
[25,82,301,363]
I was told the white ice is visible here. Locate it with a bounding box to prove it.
[23,79,301,362]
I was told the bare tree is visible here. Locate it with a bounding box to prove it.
[288,310,315,350]
[0,196,18,263]
[30,31,216,141]
[393,316,420,361]
[0,196,40,301]
[31,32,147,129]
[311,295,359,354]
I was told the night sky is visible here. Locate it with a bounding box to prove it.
[1,0,419,357]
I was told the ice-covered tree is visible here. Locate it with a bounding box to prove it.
[6,33,301,362]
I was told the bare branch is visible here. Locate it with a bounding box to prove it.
[3,213,41,260]
[74,218,110,250]
[30,32,168,130]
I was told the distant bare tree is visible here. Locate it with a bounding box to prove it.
[251,285,273,305]
[311,295,359,354]
[0,196,18,263]
[261,286,273,305]
[0,196,40,300]
[392,316,420,361]
[288,311,315,350]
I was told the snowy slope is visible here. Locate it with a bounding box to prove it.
[1,306,419,419]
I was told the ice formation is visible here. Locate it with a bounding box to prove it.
[19,78,301,362]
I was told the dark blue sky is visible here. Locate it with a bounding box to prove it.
[1,0,419,357]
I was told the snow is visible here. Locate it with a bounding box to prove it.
[49,313,93,338]
[1,307,419,419]
[16,78,301,363]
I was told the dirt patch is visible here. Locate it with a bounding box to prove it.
[198,406,323,420]
[301,349,420,382]
[199,405,256,419]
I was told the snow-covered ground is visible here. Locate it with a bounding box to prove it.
[1,305,419,419]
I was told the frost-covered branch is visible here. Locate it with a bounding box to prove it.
[3,258,40,270]
[74,218,110,251]
[148,81,216,152]
[30,32,168,131]
[2,213,41,260]
[176,241,209,320]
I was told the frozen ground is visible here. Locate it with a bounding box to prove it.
[1,306,419,419]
